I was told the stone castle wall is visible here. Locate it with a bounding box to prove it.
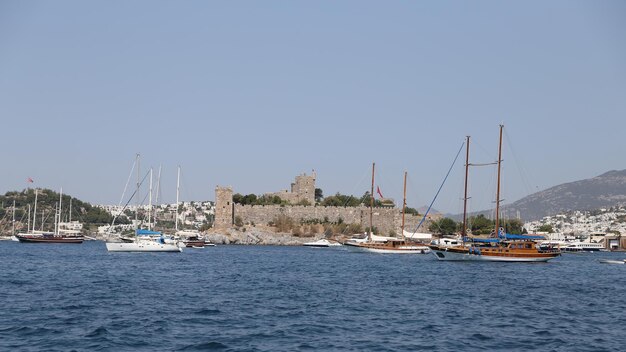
[233,204,430,235]
[214,172,434,234]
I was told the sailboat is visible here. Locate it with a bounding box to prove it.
[171,166,213,248]
[15,188,85,244]
[105,155,182,253]
[428,126,560,262]
[344,164,431,254]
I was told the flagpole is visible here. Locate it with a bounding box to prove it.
[12,200,16,236]
[369,162,375,241]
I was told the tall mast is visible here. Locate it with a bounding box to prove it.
[494,124,504,237]
[135,153,140,225]
[27,204,31,233]
[462,136,470,240]
[155,165,162,223]
[32,189,38,232]
[175,165,180,232]
[69,198,72,223]
[57,188,63,235]
[148,168,153,230]
[369,162,375,241]
[12,200,16,236]
[401,171,407,239]
[54,204,58,235]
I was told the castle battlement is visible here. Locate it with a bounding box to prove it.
[214,172,433,234]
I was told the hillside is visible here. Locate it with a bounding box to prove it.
[0,188,115,232]
[484,170,626,221]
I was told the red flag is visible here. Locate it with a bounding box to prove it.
[376,186,384,199]
[27,177,34,183]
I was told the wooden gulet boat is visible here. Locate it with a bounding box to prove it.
[16,188,84,244]
[428,126,560,262]
[345,164,430,254]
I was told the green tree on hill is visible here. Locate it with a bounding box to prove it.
[429,217,458,236]
[233,193,288,205]
[0,188,117,227]
[315,188,323,203]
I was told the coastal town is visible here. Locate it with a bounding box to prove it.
[2,170,626,251]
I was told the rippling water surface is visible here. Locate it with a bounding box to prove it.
[1,241,625,351]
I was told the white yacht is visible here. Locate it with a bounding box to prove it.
[106,235,182,252]
[562,241,605,252]
[303,239,342,248]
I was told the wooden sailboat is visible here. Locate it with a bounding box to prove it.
[345,163,431,254]
[16,188,85,244]
[428,126,560,262]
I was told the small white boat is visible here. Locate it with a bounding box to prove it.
[598,259,626,265]
[303,239,342,248]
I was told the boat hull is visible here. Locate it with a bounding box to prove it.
[345,241,430,254]
[16,234,84,244]
[183,240,206,248]
[599,259,625,265]
[430,245,559,262]
[105,241,182,252]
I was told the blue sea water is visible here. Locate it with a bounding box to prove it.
[1,241,625,351]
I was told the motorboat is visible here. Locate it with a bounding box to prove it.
[598,259,625,264]
[303,239,342,247]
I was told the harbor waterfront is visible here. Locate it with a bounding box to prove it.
[1,241,625,351]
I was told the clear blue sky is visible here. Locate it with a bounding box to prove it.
[1,1,625,216]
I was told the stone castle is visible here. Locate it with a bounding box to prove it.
[267,172,316,205]
[214,172,435,235]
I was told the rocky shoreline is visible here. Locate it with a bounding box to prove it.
[203,228,325,246]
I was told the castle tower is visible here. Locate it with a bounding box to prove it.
[292,172,316,204]
[214,186,233,229]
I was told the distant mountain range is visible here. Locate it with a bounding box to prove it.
[469,170,626,221]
